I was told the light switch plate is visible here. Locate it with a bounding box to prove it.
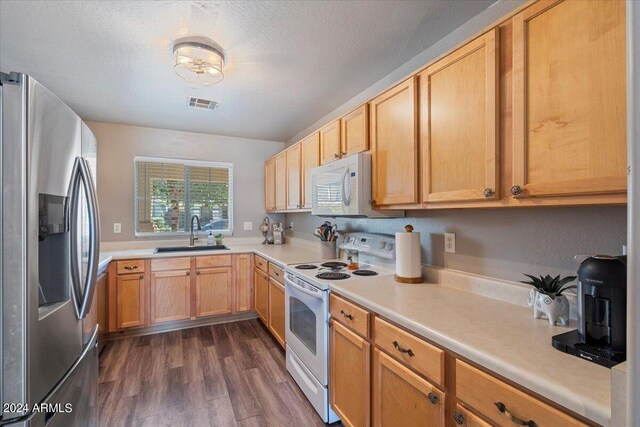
[445,232,456,253]
[113,223,121,234]
[243,221,253,231]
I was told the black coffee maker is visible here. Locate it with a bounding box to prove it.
[552,255,627,367]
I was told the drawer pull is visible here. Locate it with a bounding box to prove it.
[453,411,465,425]
[340,310,353,320]
[274,271,279,276]
[124,265,138,270]
[186,271,190,276]
[139,275,144,279]
[494,402,536,427]
[427,392,438,405]
[392,341,415,357]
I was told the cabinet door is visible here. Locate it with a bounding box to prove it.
[370,77,418,205]
[420,29,498,203]
[116,273,146,329]
[195,267,232,317]
[233,254,253,313]
[150,269,191,324]
[265,158,276,211]
[268,278,286,348]
[300,132,320,209]
[372,348,445,427]
[254,269,269,325]
[320,119,342,165]
[341,104,369,157]
[330,321,370,427]
[286,143,302,210]
[512,0,626,198]
[275,152,287,210]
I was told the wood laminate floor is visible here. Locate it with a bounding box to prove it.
[98,319,333,427]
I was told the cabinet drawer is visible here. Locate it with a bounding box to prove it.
[374,317,444,386]
[268,263,284,285]
[116,259,145,275]
[254,254,268,273]
[454,404,492,427]
[151,257,191,271]
[329,293,370,338]
[195,255,232,269]
[456,360,587,427]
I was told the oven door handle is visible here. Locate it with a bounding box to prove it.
[285,277,324,300]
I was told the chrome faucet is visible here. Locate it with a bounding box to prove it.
[189,215,201,246]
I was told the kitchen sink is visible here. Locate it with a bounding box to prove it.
[154,245,229,253]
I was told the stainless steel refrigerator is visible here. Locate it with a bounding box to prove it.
[0,72,100,426]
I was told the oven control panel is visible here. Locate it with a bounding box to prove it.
[339,233,395,259]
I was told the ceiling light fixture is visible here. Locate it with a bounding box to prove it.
[173,40,224,85]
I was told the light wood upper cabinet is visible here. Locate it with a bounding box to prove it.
[286,143,302,210]
[320,119,342,165]
[330,320,371,427]
[268,278,286,348]
[301,132,320,209]
[372,348,445,427]
[274,152,287,210]
[195,267,232,318]
[116,273,146,329]
[233,254,253,313]
[511,0,626,198]
[254,268,269,325]
[370,77,419,206]
[150,269,191,324]
[264,158,276,211]
[420,29,499,203]
[341,104,369,157]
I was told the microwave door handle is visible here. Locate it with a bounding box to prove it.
[341,168,350,206]
[77,158,100,320]
[67,158,83,318]
[285,277,324,300]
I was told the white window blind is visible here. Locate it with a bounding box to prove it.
[134,157,233,235]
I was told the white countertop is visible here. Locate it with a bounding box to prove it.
[329,276,611,426]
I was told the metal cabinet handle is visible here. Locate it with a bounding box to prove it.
[334,153,340,159]
[124,265,138,270]
[511,185,523,196]
[186,271,191,276]
[340,310,353,320]
[427,392,439,405]
[453,411,465,425]
[494,402,536,426]
[139,275,144,279]
[196,271,201,275]
[341,152,347,156]
[392,341,415,357]
[484,188,495,198]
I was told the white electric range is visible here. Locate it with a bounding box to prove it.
[284,233,396,423]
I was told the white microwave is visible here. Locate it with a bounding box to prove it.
[311,153,404,218]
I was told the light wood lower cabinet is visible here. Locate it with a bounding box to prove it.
[268,278,286,348]
[254,268,269,324]
[195,267,232,317]
[330,320,370,427]
[116,272,146,329]
[150,269,191,324]
[233,253,253,313]
[372,348,445,427]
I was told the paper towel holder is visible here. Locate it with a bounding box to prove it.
[395,224,424,284]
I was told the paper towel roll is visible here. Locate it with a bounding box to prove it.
[395,225,423,283]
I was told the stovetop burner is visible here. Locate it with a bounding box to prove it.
[316,272,350,280]
[352,270,378,276]
[321,262,348,268]
[295,264,318,270]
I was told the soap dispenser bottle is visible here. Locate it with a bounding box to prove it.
[207,231,214,246]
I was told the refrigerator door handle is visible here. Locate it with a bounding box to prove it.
[68,157,100,320]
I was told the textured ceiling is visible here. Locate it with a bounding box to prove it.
[0,0,494,141]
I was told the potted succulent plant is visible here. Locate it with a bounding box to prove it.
[522,274,576,326]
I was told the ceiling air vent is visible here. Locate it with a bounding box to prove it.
[187,97,219,111]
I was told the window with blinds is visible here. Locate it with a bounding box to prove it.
[134,157,233,235]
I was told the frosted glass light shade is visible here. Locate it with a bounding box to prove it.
[173,42,224,85]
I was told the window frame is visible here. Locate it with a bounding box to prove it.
[133,156,234,238]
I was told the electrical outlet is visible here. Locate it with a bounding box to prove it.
[290,221,294,230]
[444,232,456,253]
[113,223,121,234]
[243,221,253,231]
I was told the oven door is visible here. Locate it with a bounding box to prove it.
[285,275,328,384]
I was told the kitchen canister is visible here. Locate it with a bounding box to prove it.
[395,224,424,283]
[321,240,337,260]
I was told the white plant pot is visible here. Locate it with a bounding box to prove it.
[530,290,569,326]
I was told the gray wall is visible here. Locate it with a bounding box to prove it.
[286,207,627,282]
[88,121,284,242]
